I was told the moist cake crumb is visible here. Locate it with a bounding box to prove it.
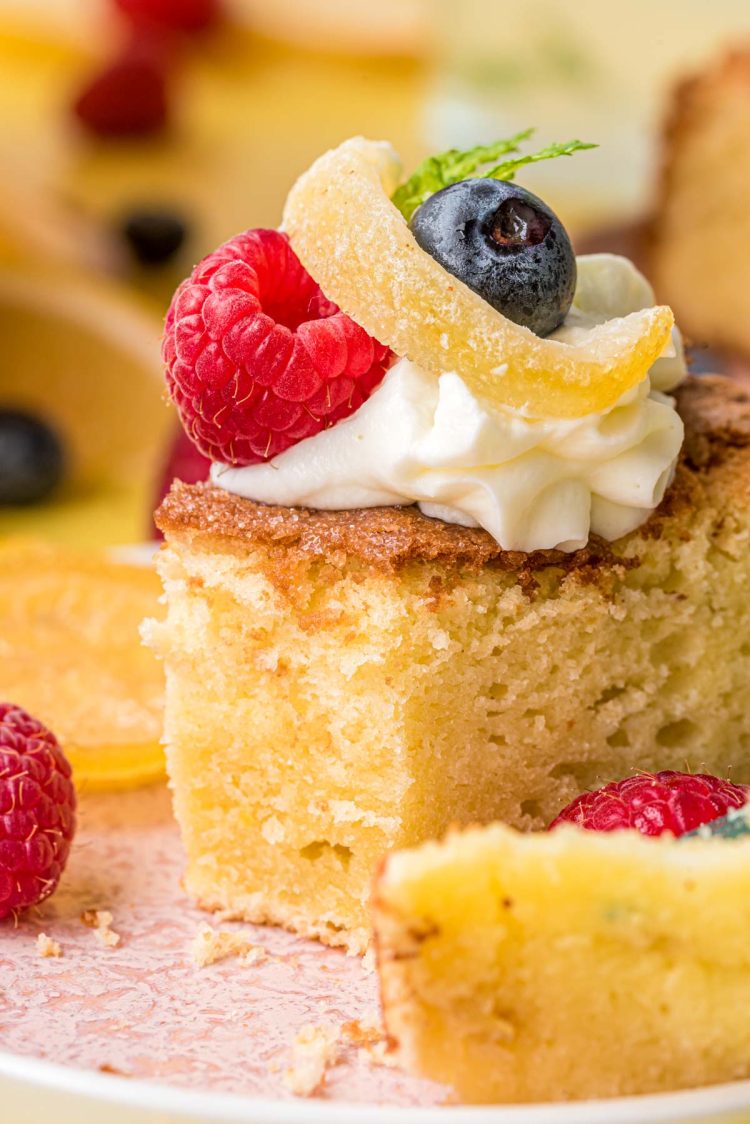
[342,1011,397,1067]
[36,933,61,958]
[190,922,266,967]
[358,1040,399,1069]
[81,909,121,948]
[283,1023,342,1096]
[342,1012,384,1047]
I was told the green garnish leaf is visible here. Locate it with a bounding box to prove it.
[391,129,532,222]
[391,131,597,221]
[480,138,598,183]
[682,807,750,841]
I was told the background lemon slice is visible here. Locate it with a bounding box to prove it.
[283,137,674,419]
[0,540,164,790]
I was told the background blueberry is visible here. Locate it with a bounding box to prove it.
[121,207,188,267]
[0,410,66,505]
[410,179,576,337]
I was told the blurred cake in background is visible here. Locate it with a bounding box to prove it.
[0,0,426,550]
[0,264,170,546]
[648,48,750,359]
[242,0,426,56]
[0,0,424,268]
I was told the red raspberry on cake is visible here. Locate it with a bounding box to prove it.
[162,229,393,466]
[0,704,76,920]
[549,769,749,837]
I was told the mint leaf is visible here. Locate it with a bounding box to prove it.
[481,138,597,182]
[391,129,532,222]
[392,132,597,221]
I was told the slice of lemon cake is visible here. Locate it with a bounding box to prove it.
[152,371,750,952]
[372,810,750,1102]
[148,135,750,953]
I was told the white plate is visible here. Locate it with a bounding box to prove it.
[2,1050,750,1124]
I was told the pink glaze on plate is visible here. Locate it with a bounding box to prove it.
[0,787,446,1107]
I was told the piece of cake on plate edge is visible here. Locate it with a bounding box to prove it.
[147,135,750,963]
[372,803,750,1103]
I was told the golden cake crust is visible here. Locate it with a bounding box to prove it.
[156,375,750,573]
[156,479,623,575]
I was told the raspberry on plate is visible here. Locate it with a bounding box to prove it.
[0,704,76,920]
[163,229,393,466]
[549,769,749,837]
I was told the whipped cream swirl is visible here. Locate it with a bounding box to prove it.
[212,256,686,553]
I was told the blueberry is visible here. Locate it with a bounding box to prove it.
[410,179,576,337]
[0,411,66,505]
[121,208,187,267]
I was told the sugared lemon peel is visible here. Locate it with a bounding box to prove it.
[283,137,674,420]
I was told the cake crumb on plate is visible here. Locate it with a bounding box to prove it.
[191,922,267,967]
[36,933,61,958]
[81,909,121,948]
[342,1012,398,1068]
[283,1023,341,1096]
[358,1040,398,1069]
[342,1011,383,1047]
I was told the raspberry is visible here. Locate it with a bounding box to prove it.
[0,704,76,920]
[163,229,393,465]
[114,0,221,34]
[549,770,750,838]
[73,38,169,138]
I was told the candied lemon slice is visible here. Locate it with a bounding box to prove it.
[0,540,164,790]
[283,137,674,419]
